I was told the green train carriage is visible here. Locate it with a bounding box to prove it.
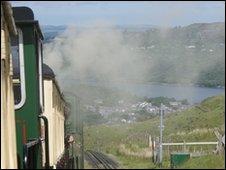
[11,6,44,169]
[11,6,76,169]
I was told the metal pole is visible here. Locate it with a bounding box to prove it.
[63,92,79,168]
[78,98,84,169]
[159,103,164,167]
[64,93,84,169]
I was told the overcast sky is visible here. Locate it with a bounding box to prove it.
[10,1,225,27]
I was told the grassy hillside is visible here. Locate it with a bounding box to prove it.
[84,94,225,168]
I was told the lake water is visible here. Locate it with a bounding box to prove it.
[86,81,225,104]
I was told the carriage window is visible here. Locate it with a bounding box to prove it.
[13,83,21,105]
[11,36,20,77]
[11,33,20,105]
[11,28,26,109]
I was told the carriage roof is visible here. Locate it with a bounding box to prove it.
[12,6,44,40]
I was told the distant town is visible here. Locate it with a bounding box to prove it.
[84,97,191,124]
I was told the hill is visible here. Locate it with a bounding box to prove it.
[84,94,225,168]
[123,22,225,87]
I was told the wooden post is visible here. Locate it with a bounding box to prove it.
[149,135,153,159]
[149,135,152,147]
[153,139,155,163]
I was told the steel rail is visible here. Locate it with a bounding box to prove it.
[91,151,118,169]
[88,150,112,169]
[85,151,100,169]
[86,150,118,169]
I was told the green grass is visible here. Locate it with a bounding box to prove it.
[178,154,225,169]
[117,155,156,169]
[84,94,225,168]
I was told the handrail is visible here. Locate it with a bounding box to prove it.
[162,141,218,146]
[23,144,28,169]
[23,138,40,169]
[39,115,50,169]
[26,139,39,148]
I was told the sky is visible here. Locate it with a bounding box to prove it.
[10,1,225,27]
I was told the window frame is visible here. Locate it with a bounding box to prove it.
[38,39,44,112]
[14,27,26,110]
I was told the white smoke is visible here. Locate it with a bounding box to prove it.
[44,21,151,89]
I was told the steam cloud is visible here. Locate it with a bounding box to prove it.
[43,21,151,89]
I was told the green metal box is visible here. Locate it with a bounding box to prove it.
[170,152,190,168]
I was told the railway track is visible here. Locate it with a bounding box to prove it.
[85,150,119,169]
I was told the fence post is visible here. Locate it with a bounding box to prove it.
[183,140,186,152]
[168,145,170,156]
